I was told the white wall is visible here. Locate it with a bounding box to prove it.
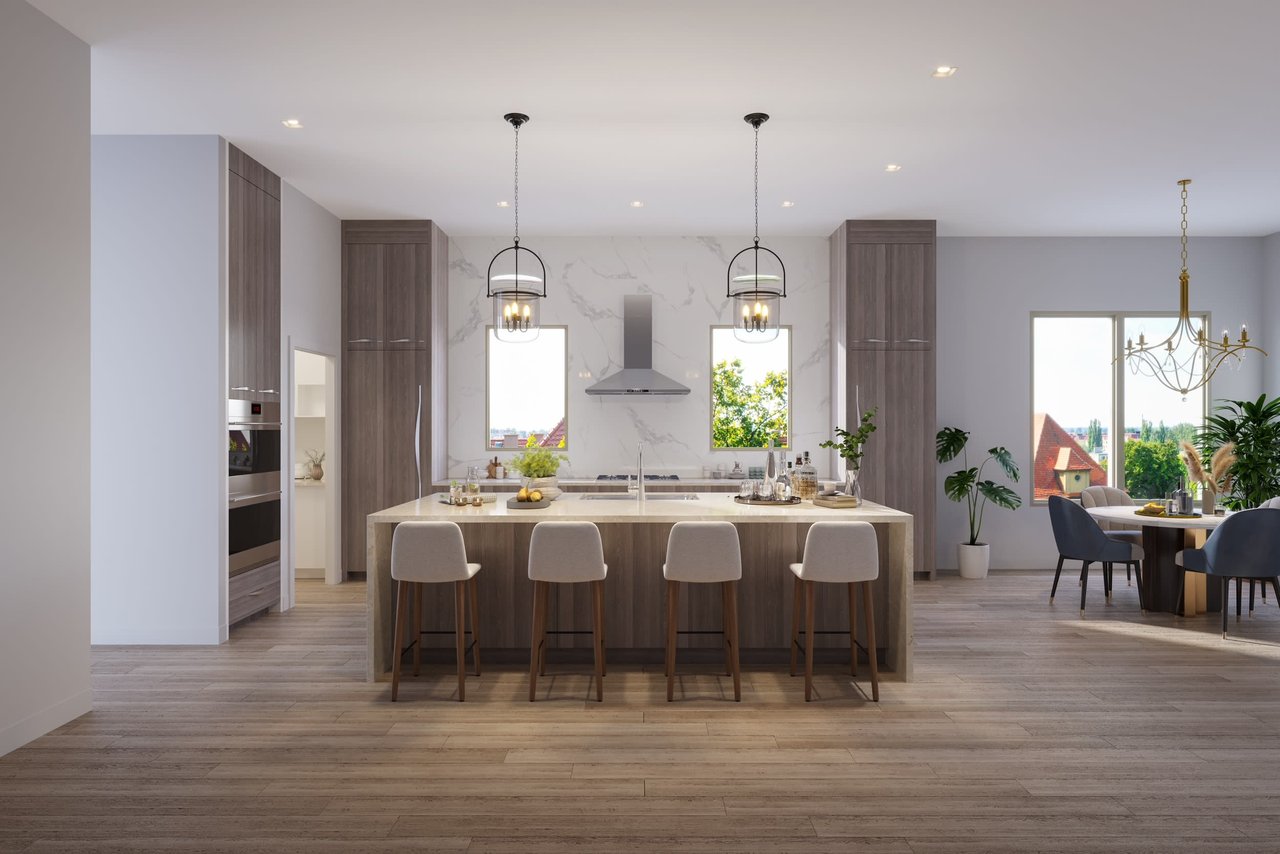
[935,237,1265,570]
[91,135,227,643]
[447,236,830,478]
[1263,233,1280,398]
[0,0,91,755]
[280,182,341,593]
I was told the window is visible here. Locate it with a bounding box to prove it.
[486,326,567,450]
[711,326,790,449]
[1031,314,1206,503]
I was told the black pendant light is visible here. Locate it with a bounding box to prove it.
[727,112,786,343]
[487,113,546,342]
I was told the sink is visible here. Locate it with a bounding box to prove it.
[581,493,700,501]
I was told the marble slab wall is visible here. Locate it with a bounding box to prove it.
[447,236,831,479]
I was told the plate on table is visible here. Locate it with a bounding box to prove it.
[1134,508,1201,519]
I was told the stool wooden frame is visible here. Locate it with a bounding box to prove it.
[391,577,480,702]
[790,576,879,703]
[665,580,741,702]
[528,580,606,702]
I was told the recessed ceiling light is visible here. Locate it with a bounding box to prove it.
[281,118,303,129]
[885,164,903,173]
[496,200,510,208]
[781,200,796,208]
[932,65,957,78]
[629,200,645,208]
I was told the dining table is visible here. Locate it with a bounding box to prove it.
[1086,505,1227,616]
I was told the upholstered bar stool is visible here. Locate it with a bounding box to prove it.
[528,521,608,702]
[662,521,742,702]
[390,521,481,702]
[789,521,879,702]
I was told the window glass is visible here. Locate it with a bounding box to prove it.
[711,326,790,449]
[487,327,567,450]
[1032,317,1114,500]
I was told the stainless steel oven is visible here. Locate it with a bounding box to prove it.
[228,400,281,576]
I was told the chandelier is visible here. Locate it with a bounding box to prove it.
[727,113,786,343]
[487,113,546,342]
[1123,179,1265,399]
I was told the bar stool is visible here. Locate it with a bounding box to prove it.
[390,521,481,702]
[789,521,880,702]
[528,521,608,702]
[663,521,742,702]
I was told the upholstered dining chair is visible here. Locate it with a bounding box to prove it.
[1175,508,1280,638]
[1080,486,1142,585]
[1047,495,1145,616]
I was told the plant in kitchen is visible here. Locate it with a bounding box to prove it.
[819,407,879,473]
[507,447,567,479]
[936,426,1021,566]
[712,358,788,448]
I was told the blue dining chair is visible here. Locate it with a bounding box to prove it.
[1176,508,1280,638]
[1047,495,1145,616]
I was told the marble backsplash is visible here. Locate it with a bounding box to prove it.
[446,236,832,479]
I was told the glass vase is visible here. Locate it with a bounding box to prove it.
[844,468,863,506]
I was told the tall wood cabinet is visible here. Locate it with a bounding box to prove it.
[227,145,281,400]
[831,221,937,578]
[341,221,448,577]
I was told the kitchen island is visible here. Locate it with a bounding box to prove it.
[365,493,915,683]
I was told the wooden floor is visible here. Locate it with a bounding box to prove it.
[3,572,1280,853]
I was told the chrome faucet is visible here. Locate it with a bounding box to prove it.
[637,442,646,503]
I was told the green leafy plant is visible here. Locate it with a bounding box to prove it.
[1197,395,1280,510]
[819,407,879,471]
[1123,439,1187,500]
[711,358,789,448]
[507,447,568,479]
[936,427,1022,546]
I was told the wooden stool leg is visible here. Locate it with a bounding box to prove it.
[413,582,423,676]
[790,575,802,677]
[454,580,467,702]
[665,580,678,701]
[848,581,858,678]
[538,582,548,677]
[862,580,880,702]
[721,582,731,676]
[469,576,481,676]
[727,580,741,702]
[391,579,408,702]
[528,580,544,702]
[592,580,605,703]
[804,580,815,702]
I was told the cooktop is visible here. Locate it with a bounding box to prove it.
[595,474,681,481]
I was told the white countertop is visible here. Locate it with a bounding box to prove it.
[370,492,912,525]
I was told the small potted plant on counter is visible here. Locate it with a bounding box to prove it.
[507,447,568,501]
[304,449,325,482]
[819,406,878,505]
[936,427,1021,579]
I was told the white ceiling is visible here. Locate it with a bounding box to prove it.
[31,0,1280,237]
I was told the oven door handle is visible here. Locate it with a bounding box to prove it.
[229,490,281,509]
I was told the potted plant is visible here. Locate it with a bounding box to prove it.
[1197,395,1280,510]
[507,447,568,500]
[936,427,1021,579]
[304,449,325,482]
[819,406,878,505]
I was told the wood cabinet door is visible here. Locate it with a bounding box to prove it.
[258,191,281,396]
[227,173,251,397]
[847,243,889,349]
[382,350,426,504]
[382,243,429,349]
[342,350,384,575]
[887,243,933,350]
[343,243,383,349]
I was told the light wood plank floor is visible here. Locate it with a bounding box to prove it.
[3,572,1279,852]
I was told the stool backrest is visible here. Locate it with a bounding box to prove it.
[1199,508,1280,578]
[1260,497,1280,510]
[665,521,742,581]
[529,521,607,582]
[391,521,468,583]
[798,521,879,582]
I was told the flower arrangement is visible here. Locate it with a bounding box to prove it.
[304,449,326,467]
[507,447,567,479]
[819,407,878,471]
[1179,440,1235,500]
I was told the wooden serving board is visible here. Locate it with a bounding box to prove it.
[506,498,551,510]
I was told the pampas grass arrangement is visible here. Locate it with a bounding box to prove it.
[1180,440,1236,497]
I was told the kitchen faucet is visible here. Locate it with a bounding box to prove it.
[637,442,645,503]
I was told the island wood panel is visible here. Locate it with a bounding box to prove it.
[380,515,908,678]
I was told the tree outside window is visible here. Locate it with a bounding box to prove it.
[711,327,790,449]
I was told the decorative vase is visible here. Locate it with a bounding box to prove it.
[1201,491,1215,515]
[843,468,863,506]
[957,543,991,579]
[309,463,324,482]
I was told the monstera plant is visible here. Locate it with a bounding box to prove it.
[936,427,1022,579]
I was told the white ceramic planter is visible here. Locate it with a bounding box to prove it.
[524,476,563,501]
[957,543,991,579]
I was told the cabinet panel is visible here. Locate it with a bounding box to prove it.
[847,244,889,349]
[343,243,383,349]
[228,168,281,400]
[383,349,426,504]
[227,173,251,397]
[259,191,281,395]
[887,243,933,350]
[342,350,385,575]
[383,243,429,349]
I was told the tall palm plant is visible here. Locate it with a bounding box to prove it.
[1197,395,1280,510]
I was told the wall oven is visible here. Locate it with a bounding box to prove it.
[228,400,281,576]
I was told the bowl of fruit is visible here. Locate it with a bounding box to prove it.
[507,486,551,509]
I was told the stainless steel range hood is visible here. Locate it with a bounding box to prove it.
[586,295,690,395]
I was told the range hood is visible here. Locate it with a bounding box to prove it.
[586,295,690,395]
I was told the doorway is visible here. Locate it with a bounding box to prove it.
[290,348,340,597]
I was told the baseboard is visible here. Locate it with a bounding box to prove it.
[295,567,325,579]
[0,689,92,758]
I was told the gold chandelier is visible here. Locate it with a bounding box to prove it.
[1123,179,1265,399]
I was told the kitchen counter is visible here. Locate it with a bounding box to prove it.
[365,492,914,684]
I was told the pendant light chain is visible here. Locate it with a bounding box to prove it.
[1179,179,1188,273]
[513,122,520,245]
[753,123,760,244]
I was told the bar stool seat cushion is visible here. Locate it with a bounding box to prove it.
[528,521,608,582]
[663,521,742,583]
[392,521,480,583]
[789,521,879,583]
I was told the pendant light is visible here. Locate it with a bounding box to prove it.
[1123,179,1266,398]
[727,112,786,343]
[487,113,546,342]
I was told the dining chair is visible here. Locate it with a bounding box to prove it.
[1080,486,1141,585]
[1047,495,1145,616]
[1175,508,1280,638]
